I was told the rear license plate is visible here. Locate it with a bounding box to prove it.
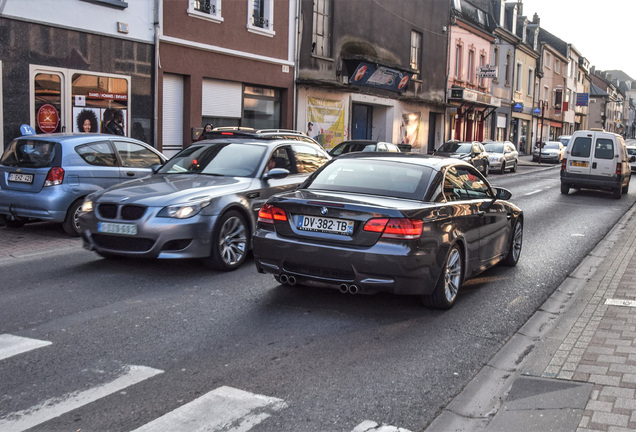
[98,222,137,236]
[297,215,354,235]
[8,173,33,183]
[571,161,588,167]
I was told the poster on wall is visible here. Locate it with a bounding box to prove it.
[306,97,346,149]
[73,107,101,133]
[400,111,421,150]
[100,108,127,135]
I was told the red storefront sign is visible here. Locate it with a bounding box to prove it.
[37,104,59,133]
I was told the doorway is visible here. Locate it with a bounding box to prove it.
[351,103,372,139]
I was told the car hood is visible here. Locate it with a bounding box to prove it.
[91,174,251,206]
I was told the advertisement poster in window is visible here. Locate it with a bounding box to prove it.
[400,111,421,150]
[306,97,346,149]
[73,107,101,133]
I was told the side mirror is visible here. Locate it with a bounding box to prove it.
[263,168,290,180]
[151,163,163,173]
[494,187,512,201]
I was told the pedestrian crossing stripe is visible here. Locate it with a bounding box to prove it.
[0,365,164,432]
[0,334,52,361]
[131,386,287,432]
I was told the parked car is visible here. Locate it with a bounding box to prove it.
[561,129,631,199]
[557,135,572,147]
[627,145,636,173]
[433,140,489,176]
[328,140,401,157]
[532,141,565,163]
[78,138,331,270]
[0,133,166,236]
[253,153,523,309]
[483,140,519,174]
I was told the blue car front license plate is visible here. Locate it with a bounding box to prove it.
[98,222,137,236]
[297,215,354,235]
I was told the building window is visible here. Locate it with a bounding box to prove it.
[555,59,560,75]
[493,47,499,83]
[410,30,422,80]
[188,0,222,22]
[455,43,463,81]
[467,49,474,84]
[248,0,274,34]
[312,0,331,58]
[505,52,511,86]
[527,68,534,96]
[545,52,551,69]
[243,85,280,129]
[515,62,522,92]
[479,52,486,87]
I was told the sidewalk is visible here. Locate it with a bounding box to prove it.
[425,202,636,432]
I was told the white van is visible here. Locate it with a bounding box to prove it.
[560,129,631,199]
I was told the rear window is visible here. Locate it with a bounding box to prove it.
[570,137,591,158]
[594,138,614,160]
[0,139,57,168]
[306,159,433,200]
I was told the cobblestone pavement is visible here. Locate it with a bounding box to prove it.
[0,222,82,262]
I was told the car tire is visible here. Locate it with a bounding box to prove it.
[482,163,489,177]
[500,162,506,174]
[560,183,570,195]
[62,198,84,237]
[614,186,622,199]
[206,210,249,271]
[421,245,462,310]
[501,219,523,266]
[511,161,517,172]
[0,215,27,228]
[622,181,629,195]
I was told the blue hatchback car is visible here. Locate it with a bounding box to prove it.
[0,133,166,236]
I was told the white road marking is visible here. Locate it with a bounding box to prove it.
[0,334,52,361]
[0,365,163,432]
[352,420,412,432]
[524,189,542,196]
[606,298,636,307]
[131,385,287,432]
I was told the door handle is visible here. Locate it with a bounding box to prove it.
[126,172,135,177]
[592,162,597,169]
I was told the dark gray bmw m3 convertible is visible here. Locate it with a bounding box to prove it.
[253,152,523,309]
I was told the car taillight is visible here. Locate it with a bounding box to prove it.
[561,158,567,170]
[44,167,64,187]
[616,163,622,176]
[363,218,423,239]
[258,203,287,224]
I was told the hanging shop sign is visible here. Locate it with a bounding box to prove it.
[512,102,524,113]
[576,93,589,107]
[477,65,497,78]
[37,104,60,133]
[349,62,412,93]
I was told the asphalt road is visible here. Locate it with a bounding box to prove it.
[1,162,634,432]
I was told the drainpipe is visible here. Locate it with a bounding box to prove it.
[293,0,300,131]
[153,0,161,149]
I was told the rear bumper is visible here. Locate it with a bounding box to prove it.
[560,172,625,191]
[0,188,71,222]
[252,229,444,296]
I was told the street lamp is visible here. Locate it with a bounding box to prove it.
[533,100,549,164]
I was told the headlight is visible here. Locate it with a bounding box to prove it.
[157,199,211,219]
[81,199,94,213]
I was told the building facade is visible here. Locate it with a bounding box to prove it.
[0,0,156,152]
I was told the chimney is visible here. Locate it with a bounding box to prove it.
[517,0,523,16]
[533,13,540,25]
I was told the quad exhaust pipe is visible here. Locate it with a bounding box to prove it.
[339,283,359,295]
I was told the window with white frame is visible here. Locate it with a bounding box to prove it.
[493,47,499,83]
[467,49,474,83]
[455,43,463,80]
[248,0,274,34]
[544,85,549,102]
[527,68,534,96]
[312,0,331,58]
[505,52,511,86]
[188,0,222,21]
[479,52,486,87]
[545,52,551,69]
[515,62,522,92]
[410,30,422,80]
[555,59,560,75]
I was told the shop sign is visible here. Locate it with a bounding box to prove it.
[512,102,524,113]
[576,93,589,106]
[87,92,128,101]
[349,62,412,93]
[37,104,59,133]
[477,65,497,78]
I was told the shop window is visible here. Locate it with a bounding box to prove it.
[312,0,332,58]
[242,86,280,130]
[34,73,62,134]
[71,73,129,134]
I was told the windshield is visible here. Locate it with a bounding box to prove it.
[306,159,433,200]
[0,139,57,168]
[437,142,471,153]
[483,143,504,153]
[158,142,267,177]
[544,143,560,150]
